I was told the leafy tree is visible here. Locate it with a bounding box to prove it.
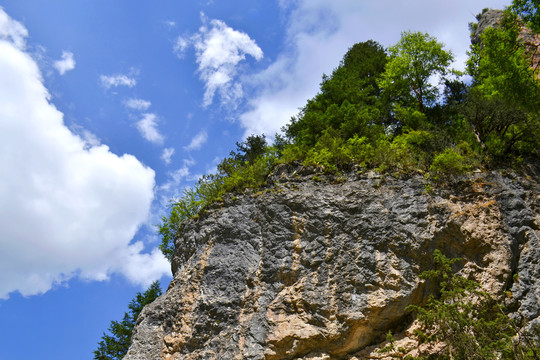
[466,9,540,157]
[94,281,162,360]
[511,0,540,33]
[467,11,539,111]
[462,89,533,155]
[285,40,388,145]
[378,31,454,115]
[407,251,516,359]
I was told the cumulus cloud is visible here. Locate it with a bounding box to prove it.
[124,98,151,111]
[53,51,75,75]
[238,0,511,137]
[184,130,208,151]
[136,113,164,144]
[100,73,137,89]
[0,11,169,299]
[176,13,263,107]
[161,147,175,164]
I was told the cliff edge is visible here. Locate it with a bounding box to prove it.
[124,165,539,359]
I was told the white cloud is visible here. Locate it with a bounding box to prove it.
[157,165,192,208]
[161,147,175,164]
[165,20,177,29]
[174,36,190,58]
[238,0,511,137]
[70,124,101,148]
[184,130,208,151]
[100,73,136,89]
[176,13,263,107]
[124,98,151,111]
[0,7,27,49]
[136,113,164,144]
[0,12,169,299]
[53,51,75,75]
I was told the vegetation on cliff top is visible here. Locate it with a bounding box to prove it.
[159,1,540,262]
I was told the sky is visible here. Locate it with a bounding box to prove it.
[0,1,511,359]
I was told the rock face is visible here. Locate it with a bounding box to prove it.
[125,165,539,360]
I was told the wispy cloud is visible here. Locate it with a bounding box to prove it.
[100,73,137,89]
[161,147,175,164]
[184,130,208,151]
[53,51,75,75]
[136,113,164,144]
[157,164,191,198]
[174,36,190,58]
[0,8,28,49]
[124,98,151,111]
[69,124,101,149]
[175,13,263,108]
[164,20,177,29]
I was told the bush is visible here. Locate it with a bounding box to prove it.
[429,147,469,180]
[158,145,278,261]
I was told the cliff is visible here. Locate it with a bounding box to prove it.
[124,164,539,359]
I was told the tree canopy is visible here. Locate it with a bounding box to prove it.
[284,40,388,145]
[466,8,540,156]
[378,31,454,115]
[511,0,540,33]
[158,2,540,265]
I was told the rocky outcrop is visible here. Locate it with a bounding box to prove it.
[124,164,539,360]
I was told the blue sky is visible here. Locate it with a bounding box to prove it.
[0,1,510,359]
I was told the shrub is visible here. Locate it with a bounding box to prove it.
[429,147,469,180]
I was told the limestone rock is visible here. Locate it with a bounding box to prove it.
[125,165,539,359]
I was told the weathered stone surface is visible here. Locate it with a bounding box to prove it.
[125,165,539,360]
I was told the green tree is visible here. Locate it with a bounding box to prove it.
[407,251,516,359]
[378,31,454,115]
[94,281,162,360]
[230,134,268,165]
[467,11,539,110]
[285,40,388,145]
[466,10,540,156]
[511,0,540,33]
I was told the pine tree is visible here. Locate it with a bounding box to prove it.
[94,281,162,360]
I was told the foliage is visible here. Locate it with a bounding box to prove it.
[158,21,540,263]
[378,31,454,115]
[94,281,162,360]
[429,147,470,181]
[284,40,388,146]
[158,135,278,261]
[511,0,540,33]
[408,250,515,360]
[230,134,268,164]
[381,251,540,359]
[466,9,540,157]
[468,11,539,110]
